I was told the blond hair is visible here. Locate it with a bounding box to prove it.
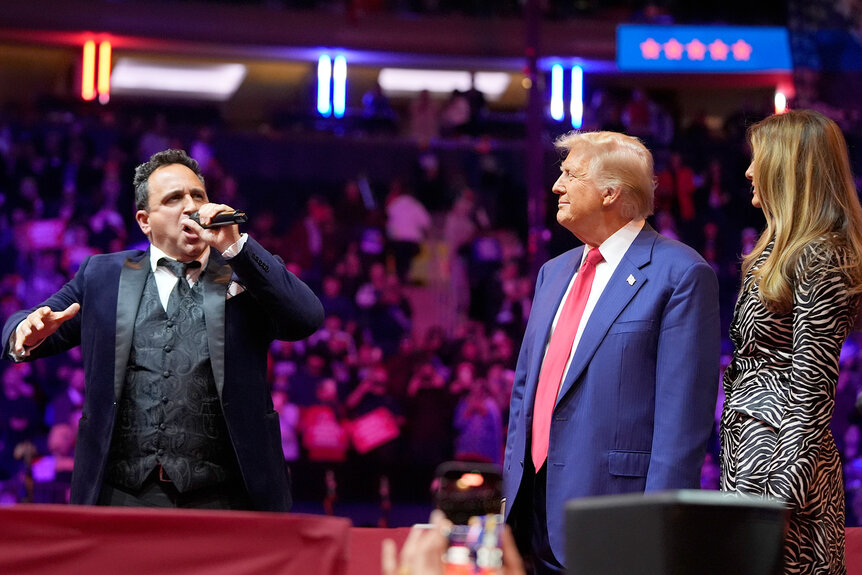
[554,130,655,219]
[743,109,862,312]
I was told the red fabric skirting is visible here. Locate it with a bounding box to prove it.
[3,505,862,575]
[0,504,351,575]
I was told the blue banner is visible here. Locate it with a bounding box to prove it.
[617,25,793,73]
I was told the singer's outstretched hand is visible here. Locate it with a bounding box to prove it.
[182,203,242,253]
[14,303,81,354]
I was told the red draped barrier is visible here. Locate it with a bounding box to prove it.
[849,528,862,575]
[0,504,350,575]
[347,527,412,575]
[3,505,862,575]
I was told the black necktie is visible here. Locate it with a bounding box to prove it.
[158,258,201,315]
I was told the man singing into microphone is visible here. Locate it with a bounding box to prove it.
[3,149,324,511]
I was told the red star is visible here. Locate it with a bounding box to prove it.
[663,38,684,60]
[685,39,706,61]
[708,39,729,61]
[640,38,662,60]
[731,40,753,61]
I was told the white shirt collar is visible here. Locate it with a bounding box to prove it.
[148,244,209,276]
[583,219,645,267]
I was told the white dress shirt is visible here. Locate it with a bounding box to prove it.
[149,234,247,311]
[545,219,645,395]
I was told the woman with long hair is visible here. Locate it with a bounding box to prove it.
[721,109,862,574]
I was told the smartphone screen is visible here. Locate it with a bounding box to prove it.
[434,462,504,574]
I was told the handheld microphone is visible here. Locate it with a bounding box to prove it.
[188,210,248,228]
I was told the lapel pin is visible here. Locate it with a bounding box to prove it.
[626,274,636,286]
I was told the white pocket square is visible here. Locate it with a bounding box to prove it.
[226,280,246,299]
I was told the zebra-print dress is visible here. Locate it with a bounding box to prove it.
[721,239,860,575]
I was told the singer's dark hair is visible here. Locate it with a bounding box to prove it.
[133,149,205,211]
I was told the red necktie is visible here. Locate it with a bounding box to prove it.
[531,247,604,471]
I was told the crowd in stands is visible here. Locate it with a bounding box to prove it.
[2,86,862,527]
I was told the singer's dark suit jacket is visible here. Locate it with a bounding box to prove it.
[2,237,324,512]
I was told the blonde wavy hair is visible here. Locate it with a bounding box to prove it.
[554,130,655,220]
[742,109,862,313]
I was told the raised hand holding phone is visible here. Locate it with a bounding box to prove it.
[434,462,506,575]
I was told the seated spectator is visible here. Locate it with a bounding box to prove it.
[384,335,420,401]
[367,276,413,357]
[655,210,680,241]
[249,210,289,262]
[0,364,41,480]
[137,113,170,162]
[31,422,75,503]
[408,90,441,145]
[270,339,305,377]
[466,232,503,325]
[449,361,478,399]
[44,366,85,428]
[453,380,503,465]
[414,151,452,214]
[488,329,518,367]
[485,361,515,422]
[319,275,357,321]
[463,82,488,137]
[334,179,373,244]
[334,250,366,300]
[493,267,531,340]
[361,82,398,134]
[189,126,215,173]
[291,352,330,406]
[272,388,301,464]
[621,88,655,140]
[440,90,471,138]
[62,224,99,273]
[16,250,67,309]
[655,152,699,245]
[355,261,388,310]
[285,195,344,286]
[88,172,127,252]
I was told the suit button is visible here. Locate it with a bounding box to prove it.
[164,345,172,353]
[161,396,169,404]
[159,423,166,430]
[157,449,165,456]
[162,371,170,378]
[166,321,174,328]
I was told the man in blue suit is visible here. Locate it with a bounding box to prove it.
[503,132,720,572]
[4,149,324,511]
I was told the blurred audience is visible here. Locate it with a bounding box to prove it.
[2,86,862,532]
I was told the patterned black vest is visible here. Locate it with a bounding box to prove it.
[105,270,238,493]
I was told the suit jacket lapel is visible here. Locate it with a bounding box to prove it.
[202,254,232,399]
[557,228,656,402]
[114,251,150,399]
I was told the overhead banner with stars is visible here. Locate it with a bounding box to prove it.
[616,25,792,73]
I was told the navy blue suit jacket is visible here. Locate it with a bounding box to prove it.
[503,227,720,561]
[2,237,324,511]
